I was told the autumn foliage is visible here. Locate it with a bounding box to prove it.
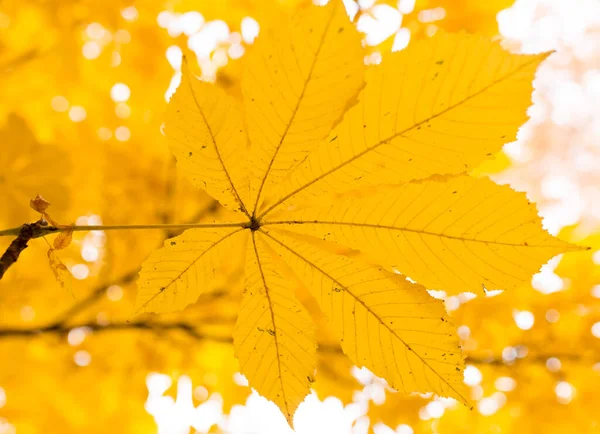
[0,0,597,433]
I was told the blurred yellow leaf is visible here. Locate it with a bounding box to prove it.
[53,224,74,250]
[47,248,73,297]
[0,114,70,226]
[415,0,514,35]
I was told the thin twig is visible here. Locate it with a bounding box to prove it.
[48,201,223,324]
[0,221,247,239]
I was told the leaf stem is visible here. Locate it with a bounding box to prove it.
[0,222,248,239]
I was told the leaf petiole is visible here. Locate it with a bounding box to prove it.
[0,221,248,239]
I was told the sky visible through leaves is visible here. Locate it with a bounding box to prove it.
[0,1,599,434]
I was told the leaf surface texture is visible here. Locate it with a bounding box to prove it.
[265,176,578,294]
[261,228,467,403]
[234,233,316,424]
[137,227,246,313]
[244,0,364,213]
[166,63,251,215]
[261,34,547,215]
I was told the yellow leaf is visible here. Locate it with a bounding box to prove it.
[259,33,547,216]
[264,176,580,294]
[261,228,468,404]
[414,0,513,35]
[47,248,73,298]
[53,224,74,250]
[165,60,251,216]
[136,226,247,313]
[0,114,70,227]
[135,18,580,424]
[243,0,365,214]
[234,232,316,426]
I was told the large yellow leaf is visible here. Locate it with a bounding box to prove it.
[258,32,547,217]
[234,232,316,425]
[261,228,468,404]
[133,17,581,424]
[136,226,246,313]
[166,61,251,216]
[264,176,580,294]
[244,0,364,214]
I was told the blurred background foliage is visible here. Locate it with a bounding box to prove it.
[1,0,599,433]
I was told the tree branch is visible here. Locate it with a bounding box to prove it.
[0,199,231,282]
[0,320,233,342]
[0,319,592,368]
[0,222,36,279]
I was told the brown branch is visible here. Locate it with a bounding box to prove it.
[0,221,50,279]
[0,320,233,342]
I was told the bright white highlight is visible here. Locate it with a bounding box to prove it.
[111,83,131,103]
[463,365,482,386]
[513,310,535,330]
